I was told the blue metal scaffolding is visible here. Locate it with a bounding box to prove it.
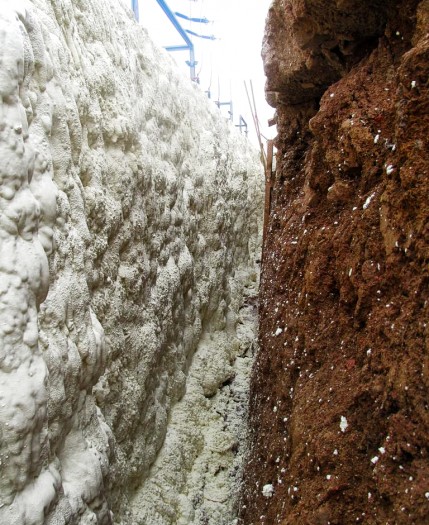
[155,0,197,80]
[131,1,215,81]
[132,0,139,21]
[235,115,248,136]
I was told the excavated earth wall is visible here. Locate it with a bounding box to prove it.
[240,1,429,524]
[0,1,263,523]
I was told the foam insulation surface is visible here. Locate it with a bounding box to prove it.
[0,0,263,523]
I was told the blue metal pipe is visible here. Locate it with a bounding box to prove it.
[175,12,209,24]
[155,0,193,51]
[235,115,248,136]
[215,101,233,122]
[155,0,196,79]
[132,0,139,21]
[165,45,190,52]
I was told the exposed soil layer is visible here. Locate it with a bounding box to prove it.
[240,1,429,524]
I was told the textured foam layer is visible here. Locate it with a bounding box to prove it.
[0,1,263,523]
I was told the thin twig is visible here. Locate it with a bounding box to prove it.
[244,80,266,171]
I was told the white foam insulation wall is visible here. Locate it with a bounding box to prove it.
[0,0,263,523]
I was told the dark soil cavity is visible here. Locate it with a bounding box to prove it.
[240,1,429,524]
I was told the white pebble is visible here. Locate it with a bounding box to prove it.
[262,484,274,498]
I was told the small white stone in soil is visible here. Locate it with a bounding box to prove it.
[262,484,274,498]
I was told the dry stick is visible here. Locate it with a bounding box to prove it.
[250,79,266,163]
[262,138,274,267]
[244,80,266,171]
[244,81,257,137]
[247,80,266,168]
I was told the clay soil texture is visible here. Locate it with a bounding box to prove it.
[239,1,429,524]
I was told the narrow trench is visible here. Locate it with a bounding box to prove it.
[0,1,265,524]
[3,0,428,524]
[126,276,260,524]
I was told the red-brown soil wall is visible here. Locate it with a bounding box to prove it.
[240,1,429,524]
